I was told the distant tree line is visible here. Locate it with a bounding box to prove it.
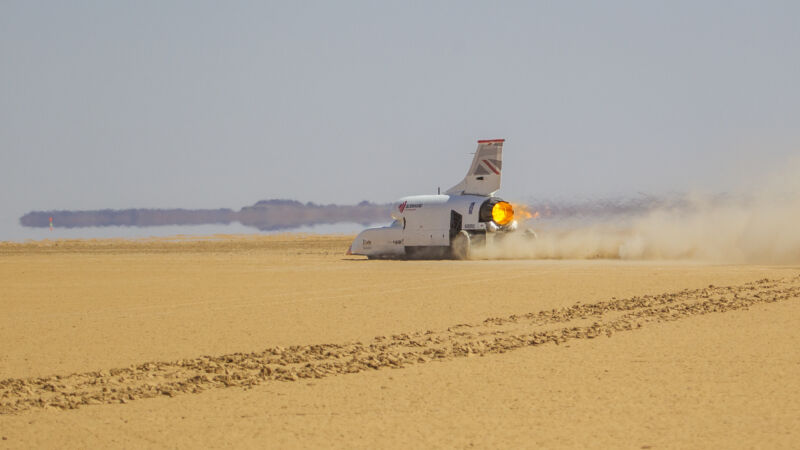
[19,199,390,231]
[20,195,700,231]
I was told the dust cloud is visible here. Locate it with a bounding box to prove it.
[478,160,800,263]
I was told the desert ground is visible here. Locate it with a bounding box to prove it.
[1,234,799,448]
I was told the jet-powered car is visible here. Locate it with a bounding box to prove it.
[347,139,523,260]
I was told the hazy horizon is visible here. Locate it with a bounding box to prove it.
[3,1,799,241]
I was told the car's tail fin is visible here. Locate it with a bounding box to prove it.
[445,139,504,196]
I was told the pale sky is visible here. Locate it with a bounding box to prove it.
[2,1,799,239]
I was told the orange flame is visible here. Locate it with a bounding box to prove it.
[511,203,538,221]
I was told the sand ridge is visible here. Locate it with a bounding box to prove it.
[2,275,798,415]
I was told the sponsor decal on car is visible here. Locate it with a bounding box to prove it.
[398,201,422,213]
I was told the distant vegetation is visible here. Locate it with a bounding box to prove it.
[20,199,390,231]
[20,194,701,232]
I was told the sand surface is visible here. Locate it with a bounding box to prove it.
[1,235,799,448]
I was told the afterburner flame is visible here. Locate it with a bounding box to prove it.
[492,202,515,226]
[511,203,537,220]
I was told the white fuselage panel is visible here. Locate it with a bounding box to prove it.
[391,194,489,247]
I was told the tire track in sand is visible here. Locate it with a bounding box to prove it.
[2,275,799,415]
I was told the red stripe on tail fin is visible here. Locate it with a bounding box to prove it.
[482,159,500,175]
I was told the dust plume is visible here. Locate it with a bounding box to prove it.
[478,160,800,263]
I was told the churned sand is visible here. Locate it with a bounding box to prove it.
[1,235,799,448]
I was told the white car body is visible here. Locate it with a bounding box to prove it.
[348,139,520,259]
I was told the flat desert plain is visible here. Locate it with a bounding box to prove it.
[1,234,799,448]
